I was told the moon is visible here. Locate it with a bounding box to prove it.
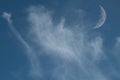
[94,5,107,29]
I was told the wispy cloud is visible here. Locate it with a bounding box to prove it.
[115,37,120,47]
[27,6,107,80]
[113,37,120,63]
[2,5,120,80]
[2,12,12,24]
[1,12,42,79]
[2,12,30,50]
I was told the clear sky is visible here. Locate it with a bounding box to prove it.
[0,0,120,80]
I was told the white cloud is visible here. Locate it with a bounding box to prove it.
[27,6,107,80]
[2,12,29,49]
[2,12,12,24]
[113,37,120,62]
[4,5,118,80]
[115,37,120,47]
[2,5,120,80]
[1,8,106,79]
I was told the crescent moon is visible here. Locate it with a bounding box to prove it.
[94,5,107,29]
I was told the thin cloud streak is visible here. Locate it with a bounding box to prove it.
[1,12,42,79]
[2,12,29,49]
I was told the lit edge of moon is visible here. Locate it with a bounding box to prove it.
[94,5,107,29]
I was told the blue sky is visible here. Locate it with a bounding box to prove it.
[0,0,120,80]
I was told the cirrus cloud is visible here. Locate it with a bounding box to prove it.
[2,5,120,80]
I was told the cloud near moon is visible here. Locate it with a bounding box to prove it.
[26,6,107,80]
[2,5,120,80]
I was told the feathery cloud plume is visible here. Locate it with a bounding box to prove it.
[1,8,107,79]
[26,6,107,80]
[2,5,120,80]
